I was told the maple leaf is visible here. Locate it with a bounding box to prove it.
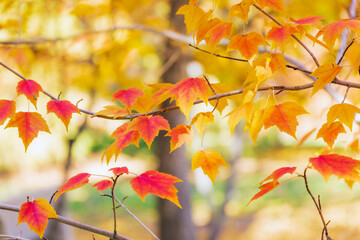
[316,121,345,149]
[112,87,143,111]
[132,95,157,114]
[321,19,360,48]
[204,22,233,50]
[310,63,343,95]
[47,100,80,131]
[259,167,297,185]
[55,173,91,201]
[263,102,308,139]
[166,124,193,153]
[109,167,129,176]
[16,79,43,108]
[254,0,284,12]
[93,105,128,119]
[93,180,113,192]
[192,149,228,184]
[229,0,254,23]
[227,32,267,60]
[127,116,170,149]
[18,198,58,238]
[196,18,221,44]
[252,53,287,75]
[248,181,280,205]
[166,77,210,120]
[0,99,15,125]
[292,16,324,25]
[130,170,182,208]
[249,109,265,143]
[5,112,51,151]
[267,25,297,50]
[226,102,254,135]
[176,4,210,35]
[327,103,360,130]
[190,112,214,138]
[309,154,360,186]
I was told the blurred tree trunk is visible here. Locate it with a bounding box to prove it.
[157,0,195,240]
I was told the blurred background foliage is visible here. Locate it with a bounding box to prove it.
[0,0,360,239]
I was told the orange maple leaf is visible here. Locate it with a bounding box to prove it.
[248,181,280,205]
[18,198,58,238]
[248,109,265,143]
[327,103,360,130]
[5,112,50,151]
[192,149,228,184]
[204,22,233,50]
[176,4,210,35]
[47,100,80,131]
[226,102,254,135]
[109,167,129,176]
[55,173,91,201]
[166,124,193,153]
[130,170,182,208]
[321,19,360,48]
[263,102,308,139]
[166,77,210,120]
[267,25,297,50]
[229,0,254,23]
[227,32,268,60]
[112,87,143,111]
[93,180,113,192]
[0,99,15,125]
[254,0,284,12]
[16,79,43,108]
[127,116,170,149]
[310,63,343,95]
[309,154,360,187]
[316,121,346,149]
[93,105,128,119]
[259,167,297,185]
[292,16,324,25]
[190,112,214,138]
[253,53,287,75]
[196,18,221,44]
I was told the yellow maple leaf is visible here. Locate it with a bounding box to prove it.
[316,121,346,149]
[229,0,254,23]
[310,63,343,95]
[249,109,265,143]
[327,103,360,130]
[190,112,214,138]
[226,102,254,135]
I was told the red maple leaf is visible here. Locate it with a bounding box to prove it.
[16,79,43,108]
[47,100,80,131]
[0,99,16,125]
[93,180,113,192]
[112,87,143,111]
[109,167,129,176]
[55,173,91,201]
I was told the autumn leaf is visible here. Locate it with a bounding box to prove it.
[316,121,346,149]
[327,103,360,130]
[176,4,210,35]
[204,22,233,50]
[55,173,91,201]
[292,16,324,25]
[195,18,221,45]
[132,95,157,114]
[259,167,297,185]
[226,102,254,135]
[93,105,128,119]
[0,99,15,125]
[229,0,254,23]
[263,102,308,139]
[112,87,143,111]
[18,198,58,238]
[254,0,284,12]
[267,25,297,50]
[192,149,228,184]
[93,180,113,192]
[248,181,280,205]
[16,79,43,108]
[166,124,193,153]
[249,109,265,143]
[227,32,267,60]
[166,77,210,120]
[309,154,360,186]
[127,116,170,149]
[130,170,182,208]
[321,19,360,48]
[190,112,214,138]
[310,63,343,95]
[253,53,287,75]
[47,100,80,131]
[349,138,359,153]
[5,112,51,151]
[109,167,129,176]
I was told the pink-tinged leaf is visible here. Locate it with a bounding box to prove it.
[248,181,280,205]
[47,100,80,131]
[309,154,360,185]
[55,173,91,201]
[18,198,58,238]
[112,87,143,111]
[292,16,324,25]
[0,99,15,125]
[166,124,193,153]
[16,79,43,108]
[109,167,129,176]
[204,22,233,50]
[130,170,182,208]
[93,180,113,192]
[322,19,360,48]
[267,25,297,50]
[259,167,297,185]
[5,112,50,151]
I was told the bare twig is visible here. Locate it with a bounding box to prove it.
[0,203,132,240]
[111,175,121,239]
[337,39,355,65]
[0,235,31,240]
[203,75,219,113]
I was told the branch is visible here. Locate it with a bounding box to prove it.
[0,235,31,240]
[0,203,132,240]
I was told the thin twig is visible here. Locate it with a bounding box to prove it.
[337,39,355,65]
[0,235,31,240]
[203,75,219,113]
[111,175,121,239]
[302,168,333,240]
[0,203,132,240]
